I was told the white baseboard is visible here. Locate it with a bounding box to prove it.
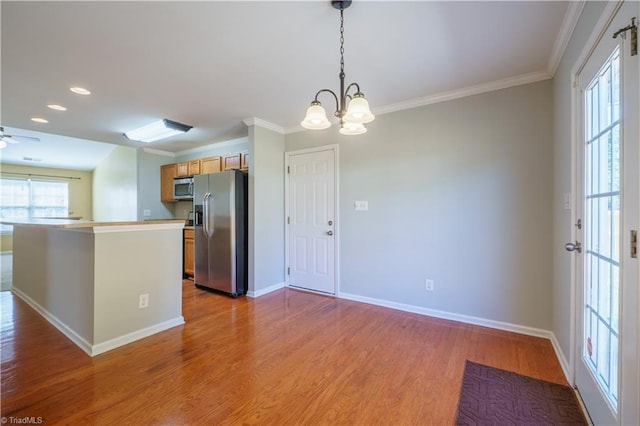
[12,287,185,357]
[91,317,185,356]
[550,332,572,383]
[340,292,553,339]
[12,287,93,356]
[247,281,285,298]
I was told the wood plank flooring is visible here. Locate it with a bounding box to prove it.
[1,281,567,425]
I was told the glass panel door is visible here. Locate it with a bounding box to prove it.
[583,46,620,411]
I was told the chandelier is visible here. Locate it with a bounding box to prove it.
[301,1,375,135]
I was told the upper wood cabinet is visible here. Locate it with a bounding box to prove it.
[160,151,247,202]
[176,162,189,177]
[240,151,248,171]
[201,156,221,174]
[160,163,177,202]
[222,153,241,171]
[188,160,201,176]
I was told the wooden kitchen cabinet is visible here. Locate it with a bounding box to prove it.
[184,228,194,278]
[240,151,249,171]
[176,162,189,177]
[222,153,241,170]
[160,163,177,202]
[188,159,201,175]
[201,156,221,174]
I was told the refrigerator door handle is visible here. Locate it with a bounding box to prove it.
[202,192,210,237]
[208,193,215,238]
[203,192,214,238]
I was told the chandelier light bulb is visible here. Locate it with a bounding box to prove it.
[339,121,367,136]
[301,102,331,130]
[344,93,375,124]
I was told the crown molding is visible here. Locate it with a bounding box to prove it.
[242,117,285,134]
[142,147,175,157]
[373,70,552,117]
[547,0,586,76]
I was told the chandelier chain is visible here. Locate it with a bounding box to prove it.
[340,5,345,75]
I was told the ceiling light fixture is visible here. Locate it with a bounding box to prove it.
[70,87,91,95]
[31,117,48,123]
[123,119,193,143]
[47,104,67,111]
[301,1,374,136]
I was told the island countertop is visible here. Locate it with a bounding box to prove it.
[0,218,186,229]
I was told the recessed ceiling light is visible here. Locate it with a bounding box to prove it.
[31,117,48,123]
[47,104,67,111]
[70,87,91,95]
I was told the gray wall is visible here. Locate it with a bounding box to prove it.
[137,149,177,220]
[248,125,285,293]
[552,2,607,362]
[93,145,137,221]
[286,80,554,330]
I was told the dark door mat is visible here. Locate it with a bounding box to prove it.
[456,360,589,425]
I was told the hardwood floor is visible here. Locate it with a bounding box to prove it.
[1,281,567,425]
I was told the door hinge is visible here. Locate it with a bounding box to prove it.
[631,230,638,259]
[287,166,290,174]
[287,216,290,224]
[287,267,290,275]
[613,17,637,56]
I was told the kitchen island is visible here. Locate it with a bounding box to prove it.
[2,218,185,356]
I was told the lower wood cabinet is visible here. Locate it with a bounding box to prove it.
[184,228,194,278]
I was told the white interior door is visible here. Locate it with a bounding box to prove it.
[286,147,337,294]
[572,2,639,424]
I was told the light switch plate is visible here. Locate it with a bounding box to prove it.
[354,201,368,211]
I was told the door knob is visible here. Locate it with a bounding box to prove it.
[565,241,582,253]
[327,230,333,236]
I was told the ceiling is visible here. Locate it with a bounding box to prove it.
[1,1,574,170]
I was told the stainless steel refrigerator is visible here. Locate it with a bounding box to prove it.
[193,170,248,297]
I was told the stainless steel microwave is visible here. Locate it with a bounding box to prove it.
[173,177,194,200]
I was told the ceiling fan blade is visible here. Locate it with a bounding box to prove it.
[3,135,40,143]
[1,136,20,144]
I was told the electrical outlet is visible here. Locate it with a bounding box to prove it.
[139,293,149,309]
[425,279,434,291]
[143,209,151,217]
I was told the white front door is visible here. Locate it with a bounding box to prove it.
[572,2,639,424]
[285,146,337,294]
